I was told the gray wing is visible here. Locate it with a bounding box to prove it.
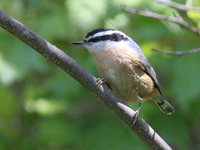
[129,41,162,95]
[137,58,163,96]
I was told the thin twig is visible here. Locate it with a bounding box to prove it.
[121,5,200,36]
[157,0,200,12]
[0,10,172,150]
[152,47,200,56]
[158,0,200,26]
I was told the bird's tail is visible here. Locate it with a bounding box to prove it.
[153,94,175,115]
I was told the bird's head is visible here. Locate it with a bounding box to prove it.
[72,28,133,54]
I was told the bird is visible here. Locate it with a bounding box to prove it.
[72,28,175,115]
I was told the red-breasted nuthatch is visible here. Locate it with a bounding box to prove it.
[72,28,175,115]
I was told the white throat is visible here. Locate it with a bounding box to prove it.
[84,40,130,55]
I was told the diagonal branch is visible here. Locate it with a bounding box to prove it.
[157,0,200,12]
[122,4,200,57]
[157,0,200,27]
[121,5,200,36]
[152,47,200,57]
[0,10,172,150]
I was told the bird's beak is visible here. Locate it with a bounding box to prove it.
[71,41,85,45]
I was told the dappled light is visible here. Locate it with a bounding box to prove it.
[0,0,200,150]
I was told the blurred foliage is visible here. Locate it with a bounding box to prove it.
[0,0,200,149]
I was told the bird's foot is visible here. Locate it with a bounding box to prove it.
[135,86,143,112]
[131,107,140,125]
[131,88,143,125]
[95,78,105,89]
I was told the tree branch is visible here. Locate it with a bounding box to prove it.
[152,47,200,57]
[121,5,200,36]
[122,3,200,56]
[157,0,199,27]
[157,0,200,12]
[0,10,172,150]
[122,3,200,57]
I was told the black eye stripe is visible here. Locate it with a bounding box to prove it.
[86,33,129,42]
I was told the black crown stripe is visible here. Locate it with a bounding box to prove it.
[86,33,129,42]
[85,28,115,38]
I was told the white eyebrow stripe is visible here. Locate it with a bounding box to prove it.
[85,30,131,41]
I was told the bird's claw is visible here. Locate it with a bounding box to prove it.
[131,108,140,125]
[96,78,105,89]
[131,87,143,125]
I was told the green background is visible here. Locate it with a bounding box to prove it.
[0,0,200,149]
